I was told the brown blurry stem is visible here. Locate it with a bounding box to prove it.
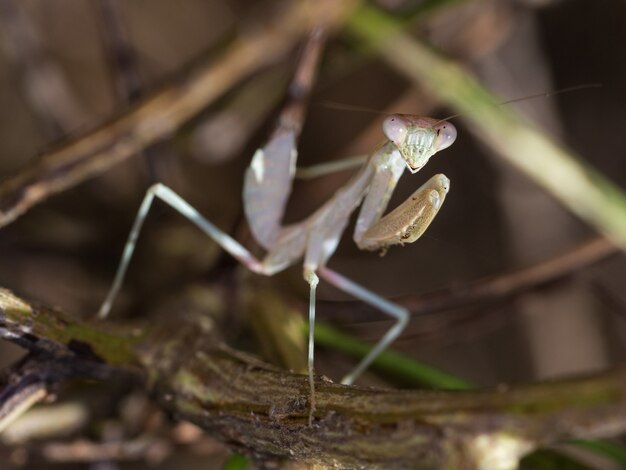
[320,236,616,320]
[400,236,616,315]
[0,0,357,228]
[3,287,626,469]
[96,0,143,104]
[40,437,171,463]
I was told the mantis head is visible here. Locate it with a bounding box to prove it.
[382,115,457,174]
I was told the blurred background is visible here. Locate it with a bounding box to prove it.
[0,0,625,468]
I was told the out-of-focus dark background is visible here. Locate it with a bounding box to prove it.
[0,0,626,468]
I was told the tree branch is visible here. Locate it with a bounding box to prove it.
[2,287,626,469]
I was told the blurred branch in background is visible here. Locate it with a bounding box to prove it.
[322,235,615,321]
[95,0,143,105]
[95,0,174,189]
[190,65,290,165]
[0,0,357,229]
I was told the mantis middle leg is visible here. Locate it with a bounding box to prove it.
[319,266,409,385]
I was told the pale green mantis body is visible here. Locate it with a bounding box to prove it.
[97,29,456,411]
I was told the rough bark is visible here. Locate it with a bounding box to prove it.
[2,287,626,469]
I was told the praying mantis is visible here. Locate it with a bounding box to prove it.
[97,28,457,409]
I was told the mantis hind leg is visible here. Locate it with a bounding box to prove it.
[98,183,266,319]
[318,266,409,385]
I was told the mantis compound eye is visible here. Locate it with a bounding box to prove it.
[382,115,408,147]
[434,121,457,151]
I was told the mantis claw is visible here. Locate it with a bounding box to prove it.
[360,174,449,252]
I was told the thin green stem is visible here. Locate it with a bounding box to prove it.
[571,439,626,465]
[314,321,471,389]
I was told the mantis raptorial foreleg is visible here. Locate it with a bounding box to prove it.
[98,26,457,422]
